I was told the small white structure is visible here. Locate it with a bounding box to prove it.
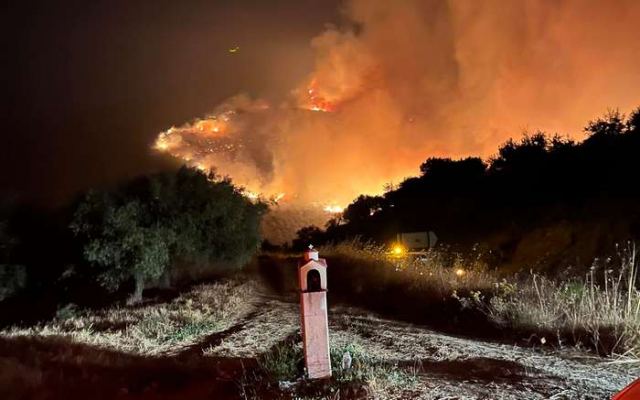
[298,246,331,379]
[397,231,438,250]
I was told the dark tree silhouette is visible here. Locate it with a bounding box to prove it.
[70,167,266,303]
[300,107,640,271]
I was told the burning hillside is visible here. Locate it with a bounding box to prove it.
[154,0,640,219]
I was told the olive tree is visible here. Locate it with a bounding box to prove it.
[70,167,266,303]
[70,194,173,303]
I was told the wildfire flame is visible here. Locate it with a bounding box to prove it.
[152,92,344,215]
[305,79,337,113]
[152,72,354,218]
[242,190,260,201]
[323,204,344,214]
[151,0,640,244]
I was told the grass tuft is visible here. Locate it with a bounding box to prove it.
[321,240,640,358]
[258,340,303,381]
[486,243,640,356]
[1,277,257,355]
[330,342,417,390]
[257,337,417,396]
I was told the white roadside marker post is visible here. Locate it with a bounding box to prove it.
[298,245,332,379]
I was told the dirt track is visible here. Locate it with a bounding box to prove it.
[203,289,639,399]
[1,279,638,400]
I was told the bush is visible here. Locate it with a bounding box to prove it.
[0,264,27,301]
[70,167,266,302]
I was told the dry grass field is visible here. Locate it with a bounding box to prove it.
[316,241,640,358]
[1,254,638,399]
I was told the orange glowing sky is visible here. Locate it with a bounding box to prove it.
[154,0,640,208]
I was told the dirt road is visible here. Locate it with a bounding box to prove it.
[205,288,638,399]
[1,278,637,399]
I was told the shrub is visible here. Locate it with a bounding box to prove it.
[70,167,266,302]
[0,264,27,301]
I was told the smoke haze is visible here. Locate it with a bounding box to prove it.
[156,0,640,207]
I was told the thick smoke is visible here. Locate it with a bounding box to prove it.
[156,0,640,211]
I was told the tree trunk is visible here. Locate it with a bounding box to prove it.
[127,274,144,305]
[159,269,171,289]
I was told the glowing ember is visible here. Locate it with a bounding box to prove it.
[304,79,337,113]
[323,204,344,214]
[243,190,260,201]
[155,140,169,151]
[154,130,181,152]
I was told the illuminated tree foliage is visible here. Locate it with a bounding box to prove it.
[303,107,640,269]
[71,167,266,303]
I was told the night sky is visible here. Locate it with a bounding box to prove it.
[3,0,341,205]
[4,0,640,208]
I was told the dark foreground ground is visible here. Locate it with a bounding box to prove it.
[1,259,638,399]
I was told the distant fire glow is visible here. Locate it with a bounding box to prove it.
[153,0,640,242]
[243,190,260,201]
[304,79,337,113]
[391,244,406,256]
[323,205,344,214]
[152,91,346,213]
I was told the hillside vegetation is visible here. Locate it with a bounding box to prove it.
[297,107,640,272]
[0,167,266,316]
